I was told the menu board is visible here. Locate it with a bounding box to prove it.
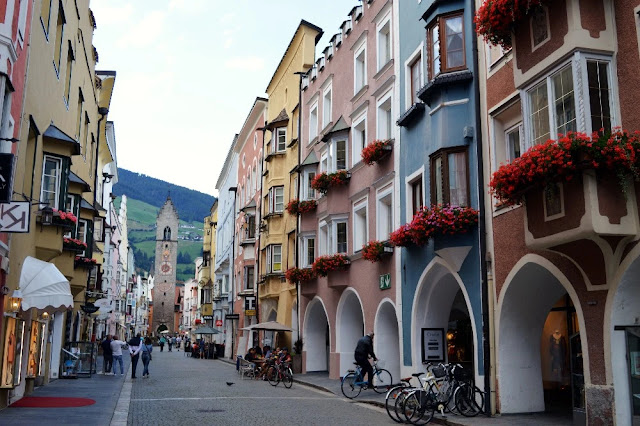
[421,328,445,363]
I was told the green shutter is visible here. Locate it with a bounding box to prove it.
[58,157,70,210]
[86,220,94,257]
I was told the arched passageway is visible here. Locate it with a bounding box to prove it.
[498,261,586,422]
[336,290,365,376]
[375,300,401,383]
[304,298,330,372]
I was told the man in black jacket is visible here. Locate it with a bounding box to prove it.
[354,333,377,388]
[101,335,113,375]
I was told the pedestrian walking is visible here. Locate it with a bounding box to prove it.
[110,337,126,376]
[141,337,153,378]
[176,336,182,351]
[159,336,166,352]
[168,336,173,352]
[101,335,113,375]
[128,333,142,379]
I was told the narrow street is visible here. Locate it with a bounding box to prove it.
[126,350,393,426]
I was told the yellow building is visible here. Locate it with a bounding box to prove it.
[259,20,322,350]
[0,1,114,405]
[197,208,214,327]
[206,201,222,340]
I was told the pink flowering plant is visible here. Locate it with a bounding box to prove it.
[312,254,350,277]
[52,209,78,227]
[475,0,546,48]
[390,205,479,247]
[489,130,640,206]
[74,256,97,268]
[362,240,393,262]
[285,199,318,215]
[63,237,88,251]
[285,267,316,284]
[311,170,350,195]
[361,139,393,165]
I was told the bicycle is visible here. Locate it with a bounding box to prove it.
[266,360,293,388]
[385,373,422,423]
[340,359,393,399]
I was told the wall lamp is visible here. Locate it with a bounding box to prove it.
[41,206,54,226]
[8,289,22,313]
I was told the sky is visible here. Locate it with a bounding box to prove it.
[91,0,355,197]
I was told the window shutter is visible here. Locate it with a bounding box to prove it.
[86,220,94,257]
[59,157,71,210]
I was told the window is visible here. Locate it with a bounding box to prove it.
[323,87,332,129]
[430,148,469,206]
[309,103,318,142]
[246,215,256,239]
[377,18,391,70]
[377,92,393,140]
[41,155,62,209]
[41,0,52,36]
[505,124,523,162]
[275,128,286,152]
[428,13,465,79]
[336,221,347,254]
[530,6,549,48]
[354,43,367,93]
[267,245,282,273]
[76,90,83,140]
[64,42,74,105]
[409,175,423,216]
[409,53,423,105]
[268,186,284,213]
[300,236,315,268]
[524,55,614,148]
[320,151,328,173]
[77,219,88,257]
[83,112,89,160]
[377,187,393,241]
[352,113,367,167]
[53,2,66,74]
[353,199,368,252]
[18,0,29,42]
[245,266,255,289]
[319,219,347,255]
[94,217,104,242]
[335,140,346,171]
[88,134,95,177]
[304,170,316,200]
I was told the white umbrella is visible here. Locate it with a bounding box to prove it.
[241,321,293,332]
[18,256,73,312]
[160,330,170,334]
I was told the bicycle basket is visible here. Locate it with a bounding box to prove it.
[432,366,447,379]
[453,367,472,382]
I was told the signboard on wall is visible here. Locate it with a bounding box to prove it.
[379,274,391,290]
[215,319,223,327]
[421,328,445,363]
[0,202,30,233]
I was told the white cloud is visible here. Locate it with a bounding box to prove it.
[117,10,167,49]
[224,56,265,71]
[224,38,233,49]
[90,3,134,26]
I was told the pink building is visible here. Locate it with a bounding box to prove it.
[298,1,400,380]
[233,98,267,355]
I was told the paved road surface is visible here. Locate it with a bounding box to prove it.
[127,350,394,425]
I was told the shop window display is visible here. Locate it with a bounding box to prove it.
[27,320,41,378]
[1,318,25,388]
[625,327,640,419]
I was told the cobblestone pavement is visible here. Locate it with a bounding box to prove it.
[127,350,394,425]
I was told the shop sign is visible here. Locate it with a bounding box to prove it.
[225,314,239,320]
[379,273,391,290]
[0,201,30,233]
[244,296,256,312]
[81,304,99,314]
[421,328,445,363]
[215,319,223,327]
[203,315,213,320]
[245,310,256,316]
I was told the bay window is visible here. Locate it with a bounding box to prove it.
[377,186,393,241]
[309,102,318,142]
[275,127,286,152]
[303,170,316,200]
[352,113,367,167]
[268,186,284,213]
[245,266,255,289]
[353,199,368,252]
[430,148,469,207]
[323,87,332,129]
[41,154,70,210]
[427,13,465,79]
[354,43,367,93]
[300,236,315,268]
[318,219,348,255]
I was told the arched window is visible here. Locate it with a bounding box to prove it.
[163,226,171,240]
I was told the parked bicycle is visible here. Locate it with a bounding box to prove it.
[385,374,421,423]
[341,359,393,399]
[266,360,293,388]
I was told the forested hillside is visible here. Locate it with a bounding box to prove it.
[113,169,215,223]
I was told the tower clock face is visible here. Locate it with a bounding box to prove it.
[160,261,173,275]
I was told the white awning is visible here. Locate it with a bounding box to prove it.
[18,256,74,311]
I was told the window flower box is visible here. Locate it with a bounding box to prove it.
[474,0,546,48]
[361,139,393,165]
[285,199,318,215]
[63,237,87,252]
[285,267,316,284]
[52,210,78,228]
[362,240,394,262]
[312,254,350,277]
[74,256,97,269]
[311,170,351,195]
[390,205,479,247]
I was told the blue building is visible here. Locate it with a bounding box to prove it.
[395,0,486,384]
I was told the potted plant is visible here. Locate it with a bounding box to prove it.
[74,256,97,269]
[361,139,393,165]
[63,237,88,252]
[285,199,318,215]
[312,254,350,277]
[53,210,78,228]
[475,0,547,48]
[284,267,316,284]
[362,240,394,262]
[292,339,303,374]
[311,170,350,195]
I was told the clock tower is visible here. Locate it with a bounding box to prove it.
[152,197,179,335]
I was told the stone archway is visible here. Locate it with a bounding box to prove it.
[411,260,478,377]
[156,324,168,335]
[304,298,330,372]
[497,259,587,418]
[336,289,365,376]
[375,300,401,383]
[610,255,640,424]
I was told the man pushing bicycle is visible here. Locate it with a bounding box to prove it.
[354,332,377,389]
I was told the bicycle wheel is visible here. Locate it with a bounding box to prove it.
[267,366,279,386]
[385,385,407,423]
[454,383,484,417]
[282,370,293,388]
[341,372,362,399]
[372,368,393,394]
[402,389,430,424]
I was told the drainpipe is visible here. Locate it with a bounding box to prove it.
[471,0,492,416]
[293,71,305,345]
[228,186,237,357]
[256,123,267,338]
